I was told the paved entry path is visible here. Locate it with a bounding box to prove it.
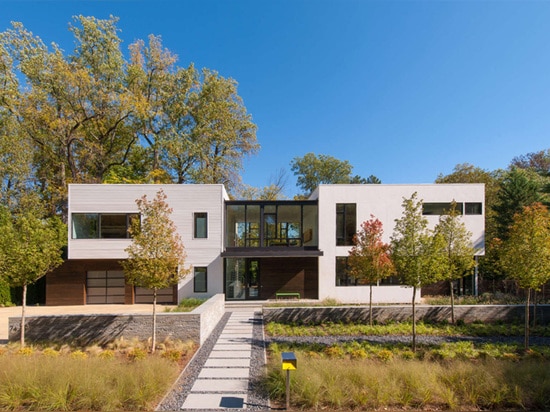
[180,309,266,410]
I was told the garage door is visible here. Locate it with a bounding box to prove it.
[86,270,125,304]
[135,286,175,304]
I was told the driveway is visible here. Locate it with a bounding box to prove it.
[0,304,174,343]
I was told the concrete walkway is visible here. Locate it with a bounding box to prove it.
[181,309,258,410]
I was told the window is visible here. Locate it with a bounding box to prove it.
[194,213,208,239]
[336,257,354,286]
[422,203,464,215]
[72,213,138,239]
[336,203,356,246]
[194,267,207,293]
[465,203,482,215]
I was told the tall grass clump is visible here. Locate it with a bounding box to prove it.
[0,351,179,411]
[166,297,206,312]
[263,348,550,410]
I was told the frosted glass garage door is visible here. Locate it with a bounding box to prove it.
[86,270,125,304]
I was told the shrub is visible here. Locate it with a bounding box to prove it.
[127,348,147,361]
[161,349,182,362]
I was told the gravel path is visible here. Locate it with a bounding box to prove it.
[156,311,270,411]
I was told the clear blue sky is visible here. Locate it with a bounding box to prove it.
[2,0,550,197]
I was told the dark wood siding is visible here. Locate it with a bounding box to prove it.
[259,258,318,299]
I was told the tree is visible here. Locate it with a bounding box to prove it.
[347,216,394,325]
[391,193,445,351]
[500,203,550,350]
[493,168,543,241]
[121,190,189,352]
[511,149,550,176]
[237,168,289,200]
[0,16,258,215]
[434,202,476,324]
[0,207,65,346]
[290,153,380,196]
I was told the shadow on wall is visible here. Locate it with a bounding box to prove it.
[263,305,550,325]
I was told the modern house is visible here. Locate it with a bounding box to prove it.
[45,183,485,305]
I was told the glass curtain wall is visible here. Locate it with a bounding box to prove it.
[225,202,318,248]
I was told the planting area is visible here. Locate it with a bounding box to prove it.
[0,338,196,411]
[264,321,550,410]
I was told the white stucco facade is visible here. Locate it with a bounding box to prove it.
[63,183,485,305]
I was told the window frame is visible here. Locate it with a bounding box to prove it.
[336,203,356,246]
[193,267,208,293]
[194,212,208,239]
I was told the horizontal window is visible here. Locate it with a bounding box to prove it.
[422,203,463,216]
[72,213,139,239]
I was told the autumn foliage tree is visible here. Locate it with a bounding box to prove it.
[434,201,476,324]
[500,203,550,350]
[347,216,394,325]
[391,193,446,351]
[121,190,189,352]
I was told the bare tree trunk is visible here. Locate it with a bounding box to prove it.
[412,286,417,352]
[151,289,157,353]
[369,285,373,326]
[533,290,537,328]
[524,288,530,351]
[20,283,27,347]
[449,279,455,324]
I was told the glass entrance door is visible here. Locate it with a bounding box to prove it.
[225,258,261,300]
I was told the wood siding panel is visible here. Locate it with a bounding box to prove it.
[259,258,318,300]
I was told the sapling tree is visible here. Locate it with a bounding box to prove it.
[500,202,550,350]
[347,216,394,325]
[434,201,476,324]
[0,207,65,346]
[121,189,189,352]
[391,193,445,351]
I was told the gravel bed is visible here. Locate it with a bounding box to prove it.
[266,334,550,347]
[156,311,270,412]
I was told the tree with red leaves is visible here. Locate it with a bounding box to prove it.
[348,215,394,326]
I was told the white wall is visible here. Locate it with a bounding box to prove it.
[68,184,228,300]
[314,184,485,303]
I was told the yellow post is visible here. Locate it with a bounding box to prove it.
[282,352,297,409]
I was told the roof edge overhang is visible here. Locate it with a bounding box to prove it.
[221,248,323,258]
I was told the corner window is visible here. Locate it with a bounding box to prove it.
[194,267,207,293]
[71,213,137,239]
[194,213,208,239]
[465,203,482,215]
[336,203,356,246]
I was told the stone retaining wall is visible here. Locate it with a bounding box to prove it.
[8,294,225,346]
[263,304,550,325]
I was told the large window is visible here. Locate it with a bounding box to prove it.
[225,201,317,248]
[194,267,207,293]
[72,213,138,239]
[336,203,356,246]
[194,213,208,239]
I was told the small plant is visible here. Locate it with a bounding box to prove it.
[42,348,60,358]
[99,349,115,360]
[376,349,393,362]
[16,346,33,356]
[70,350,88,359]
[127,348,147,361]
[161,349,182,362]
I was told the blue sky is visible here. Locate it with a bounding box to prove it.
[2,0,550,197]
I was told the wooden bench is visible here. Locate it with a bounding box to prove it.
[275,292,300,300]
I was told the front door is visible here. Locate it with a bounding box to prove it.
[225,258,261,300]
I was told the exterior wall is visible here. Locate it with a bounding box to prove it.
[66,184,228,302]
[10,294,225,345]
[259,258,318,299]
[263,304,549,325]
[313,184,485,304]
